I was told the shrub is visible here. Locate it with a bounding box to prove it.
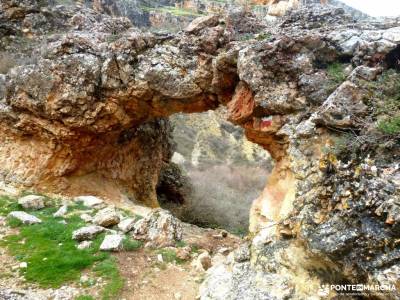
[327,62,346,84]
[122,237,143,251]
[156,248,185,264]
[378,116,400,135]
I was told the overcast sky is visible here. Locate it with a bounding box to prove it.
[340,0,400,17]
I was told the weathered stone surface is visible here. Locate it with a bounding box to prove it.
[117,217,136,233]
[93,207,120,227]
[100,234,123,251]
[185,15,219,33]
[72,225,105,241]
[233,243,250,263]
[80,213,93,223]
[8,211,42,225]
[53,205,68,217]
[18,195,45,210]
[132,209,182,247]
[200,260,293,300]
[74,196,104,208]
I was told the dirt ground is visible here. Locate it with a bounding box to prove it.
[118,223,241,300]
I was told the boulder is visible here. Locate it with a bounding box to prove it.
[314,81,367,128]
[185,15,219,33]
[192,251,212,272]
[93,207,120,227]
[100,234,123,251]
[72,225,105,241]
[117,217,136,233]
[132,209,182,247]
[18,195,45,210]
[74,196,104,208]
[8,211,42,225]
[53,205,68,217]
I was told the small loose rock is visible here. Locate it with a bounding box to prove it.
[8,211,42,225]
[100,234,123,251]
[72,225,105,241]
[18,195,45,210]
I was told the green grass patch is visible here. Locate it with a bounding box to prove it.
[0,197,125,299]
[122,237,143,251]
[378,115,400,135]
[1,212,109,287]
[327,62,346,84]
[368,70,400,136]
[6,216,23,228]
[0,196,21,216]
[156,248,185,264]
[255,32,271,41]
[190,244,200,254]
[175,240,187,248]
[93,257,124,300]
[229,226,248,237]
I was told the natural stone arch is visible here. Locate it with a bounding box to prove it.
[2,7,399,231]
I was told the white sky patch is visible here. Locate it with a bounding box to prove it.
[339,0,400,17]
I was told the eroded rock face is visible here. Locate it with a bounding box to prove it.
[1,2,400,299]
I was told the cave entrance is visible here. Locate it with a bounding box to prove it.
[156,108,273,235]
[385,44,400,71]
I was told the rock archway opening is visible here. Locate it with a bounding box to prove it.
[157,108,273,234]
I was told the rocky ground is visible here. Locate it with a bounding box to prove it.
[0,187,241,300]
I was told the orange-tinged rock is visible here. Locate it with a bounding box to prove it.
[227,82,255,125]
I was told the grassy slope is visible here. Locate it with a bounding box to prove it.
[0,196,136,300]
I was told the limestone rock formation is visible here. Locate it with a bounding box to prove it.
[1,1,400,299]
[132,209,183,247]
